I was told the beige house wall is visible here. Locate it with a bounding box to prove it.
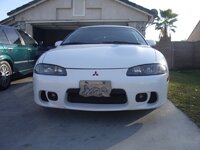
[9,0,152,36]
[188,21,200,41]
[15,0,149,22]
[188,32,200,42]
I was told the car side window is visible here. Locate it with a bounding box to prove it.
[0,28,9,44]
[18,30,37,46]
[3,28,22,45]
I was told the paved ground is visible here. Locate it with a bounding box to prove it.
[0,77,200,150]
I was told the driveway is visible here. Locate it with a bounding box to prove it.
[0,77,200,150]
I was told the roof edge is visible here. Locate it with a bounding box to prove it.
[116,0,154,17]
[7,0,47,17]
[0,17,13,25]
[187,20,200,41]
[7,0,155,23]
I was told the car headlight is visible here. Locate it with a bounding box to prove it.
[34,63,67,76]
[126,63,167,76]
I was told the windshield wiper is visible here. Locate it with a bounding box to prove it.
[61,42,91,45]
[101,41,142,45]
[61,41,142,45]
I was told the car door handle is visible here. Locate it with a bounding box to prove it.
[8,48,13,50]
[27,48,32,51]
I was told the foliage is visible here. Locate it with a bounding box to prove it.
[168,70,200,127]
[153,9,178,39]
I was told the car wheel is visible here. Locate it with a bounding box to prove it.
[0,61,12,90]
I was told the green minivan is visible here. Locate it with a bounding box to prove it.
[0,25,40,90]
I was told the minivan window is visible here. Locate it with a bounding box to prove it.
[18,30,37,46]
[0,29,9,44]
[3,28,22,45]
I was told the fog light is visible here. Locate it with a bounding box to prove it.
[47,92,58,101]
[148,92,157,103]
[136,93,148,102]
[40,91,48,102]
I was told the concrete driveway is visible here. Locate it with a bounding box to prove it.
[0,77,200,150]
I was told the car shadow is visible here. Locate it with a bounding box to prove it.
[0,76,155,150]
[0,74,33,92]
[32,107,154,149]
[11,73,33,82]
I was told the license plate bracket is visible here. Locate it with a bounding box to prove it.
[79,80,112,97]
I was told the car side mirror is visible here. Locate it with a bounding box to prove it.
[38,41,43,46]
[147,40,156,46]
[55,41,62,47]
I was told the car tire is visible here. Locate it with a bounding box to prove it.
[0,61,12,90]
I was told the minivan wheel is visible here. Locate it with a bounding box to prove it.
[0,61,12,90]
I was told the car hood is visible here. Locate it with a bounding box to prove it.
[42,44,157,69]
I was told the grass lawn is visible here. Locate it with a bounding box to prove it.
[168,70,200,127]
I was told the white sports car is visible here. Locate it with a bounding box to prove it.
[33,25,169,111]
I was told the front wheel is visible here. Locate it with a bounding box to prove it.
[0,61,12,90]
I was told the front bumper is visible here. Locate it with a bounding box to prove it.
[33,69,168,111]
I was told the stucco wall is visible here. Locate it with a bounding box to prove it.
[188,21,200,42]
[0,0,154,36]
[15,0,149,22]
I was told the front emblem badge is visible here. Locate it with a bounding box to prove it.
[93,71,99,76]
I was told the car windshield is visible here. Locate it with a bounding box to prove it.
[61,27,148,45]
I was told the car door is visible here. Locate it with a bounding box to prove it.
[0,28,9,54]
[17,30,39,71]
[3,27,29,74]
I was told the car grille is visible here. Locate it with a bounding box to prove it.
[67,89,127,104]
